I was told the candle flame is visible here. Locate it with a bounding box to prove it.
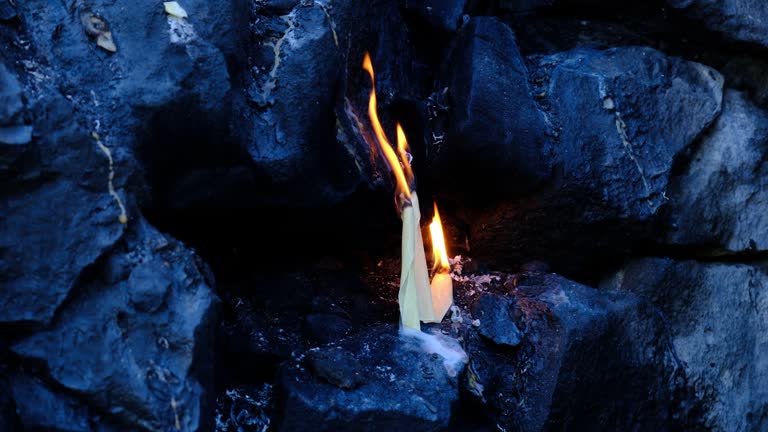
[429,203,450,271]
[362,52,413,200]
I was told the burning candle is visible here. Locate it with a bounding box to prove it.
[429,203,453,320]
[362,52,448,329]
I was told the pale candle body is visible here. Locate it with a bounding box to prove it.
[429,271,453,321]
[398,192,435,329]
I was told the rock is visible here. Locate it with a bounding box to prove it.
[545,46,723,218]
[0,376,21,432]
[307,347,363,389]
[0,97,126,327]
[433,17,550,198]
[0,64,22,124]
[469,46,724,275]
[9,373,100,431]
[723,56,768,108]
[473,293,523,347]
[603,258,768,432]
[304,313,352,345]
[667,0,768,49]
[234,0,414,206]
[402,0,468,32]
[0,0,16,21]
[0,125,32,145]
[666,90,768,252]
[12,220,219,431]
[467,273,686,431]
[214,384,273,432]
[278,325,464,431]
[496,0,556,12]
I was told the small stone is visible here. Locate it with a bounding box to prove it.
[307,347,363,389]
[0,125,32,145]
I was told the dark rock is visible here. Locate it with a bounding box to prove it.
[215,384,273,432]
[279,325,465,431]
[10,373,97,432]
[402,0,468,32]
[307,347,364,389]
[234,0,414,206]
[666,90,768,252]
[469,46,723,275]
[723,56,768,108]
[667,0,768,49]
[12,220,219,431]
[544,46,723,217]
[0,125,32,145]
[304,313,352,345]
[0,0,16,21]
[496,0,556,12]
[0,376,21,432]
[0,98,126,327]
[0,64,22,123]
[603,258,768,431]
[473,293,523,347]
[433,17,550,197]
[467,273,686,431]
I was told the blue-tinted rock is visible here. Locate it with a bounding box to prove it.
[666,90,768,252]
[668,0,768,49]
[402,0,468,32]
[12,220,219,431]
[433,17,550,197]
[279,325,465,431]
[603,258,768,431]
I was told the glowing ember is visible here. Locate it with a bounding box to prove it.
[362,52,413,200]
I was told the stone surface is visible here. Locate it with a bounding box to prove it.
[473,293,523,347]
[469,46,724,275]
[11,220,219,431]
[665,90,768,253]
[466,273,688,431]
[603,258,768,432]
[278,325,464,431]
[667,0,768,49]
[402,0,468,32]
[432,17,550,197]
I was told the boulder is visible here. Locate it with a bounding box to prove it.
[469,46,724,275]
[402,0,468,32]
[666,90,768,252]
[603,258,768,432]
[12,220,219,431]
[278,325,465,431]
[432,17,550,197]
[0,96,126,327]
[466,273,687,431]
[667,0,768,49]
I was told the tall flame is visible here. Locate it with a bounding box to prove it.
[363,52,413,200]
[429,203,450,271]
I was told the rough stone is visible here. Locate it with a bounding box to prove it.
[667,0,768,49]
[666,90,768,252]
[469,46,724,275]
[433,17,550,197]
[402,0,468,32]
[603,258,768,432]
[473,293,523,347]
[304,313,352,345]
[307,347,364,389]
[0,64,22,124]
[466,273,687,431]
[279,325,464,431]
[11,220,219,431]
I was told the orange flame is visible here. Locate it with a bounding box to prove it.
[429,203,450,271]
[362,52,413,200]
